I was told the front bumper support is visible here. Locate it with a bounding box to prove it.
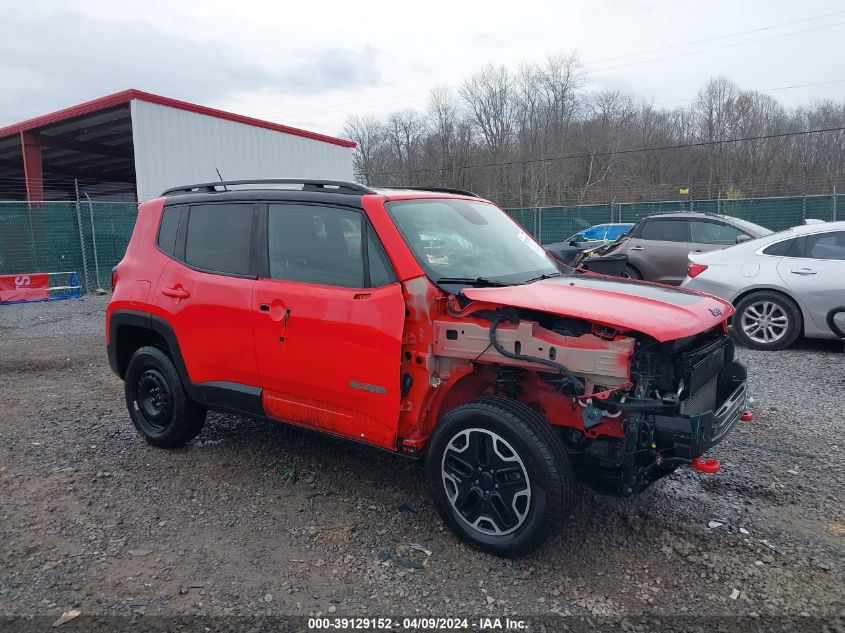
[653,382,747,461]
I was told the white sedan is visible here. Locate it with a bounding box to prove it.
[682,221,845,351]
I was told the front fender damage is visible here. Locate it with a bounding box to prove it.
[422,296,749,497]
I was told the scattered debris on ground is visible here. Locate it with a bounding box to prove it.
[1,297,842,618]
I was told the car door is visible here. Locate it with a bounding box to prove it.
[252,202,406,449]
[776,230,845,335]
[625,217,691,284]
[152,202,259,388]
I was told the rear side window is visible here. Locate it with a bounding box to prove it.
[689,220,747,245]
[638,219,687,242]
[762,238,801,257]
[805,231,845,261]
[157,206,181,255]
[268,204,365,288]
[185,204,253,275]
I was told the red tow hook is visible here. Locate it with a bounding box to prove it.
[740,410,754,422]
[691,457,721,474]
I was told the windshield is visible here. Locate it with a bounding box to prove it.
[386,198,561,284]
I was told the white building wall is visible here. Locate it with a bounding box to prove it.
[130,100,354,200]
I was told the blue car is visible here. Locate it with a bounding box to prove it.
[544,223,634,265]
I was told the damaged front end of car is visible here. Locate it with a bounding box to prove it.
[427,287,749,497]
[570,326,748,496]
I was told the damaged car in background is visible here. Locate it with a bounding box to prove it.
[107,180,752,557]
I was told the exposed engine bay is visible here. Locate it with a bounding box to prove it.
[430,304,748,496]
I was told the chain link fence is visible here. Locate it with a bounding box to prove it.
[0,193,842,295]
[506,193,843,244]
[0,201,137,293]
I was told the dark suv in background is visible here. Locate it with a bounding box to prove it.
[576,212,772,285]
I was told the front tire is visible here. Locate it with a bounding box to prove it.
[124,346,206,448]
[733,291,802,351]
[425,397,572,557]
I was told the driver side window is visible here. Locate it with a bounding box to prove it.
[268,204,364,288]
[689,220,747,245]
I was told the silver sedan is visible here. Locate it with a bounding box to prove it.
[682,221,845,350]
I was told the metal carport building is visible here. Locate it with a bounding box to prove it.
[0,89,356,202]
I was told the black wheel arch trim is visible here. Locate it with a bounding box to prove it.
[108,309,264,416]
[827,307,845,338]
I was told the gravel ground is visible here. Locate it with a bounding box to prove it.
[0,297,843,628]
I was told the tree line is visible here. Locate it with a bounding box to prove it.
[342,55,845,207]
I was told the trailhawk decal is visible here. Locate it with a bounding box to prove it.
[350,381,387,395]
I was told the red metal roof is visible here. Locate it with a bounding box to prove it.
[0,89,356,148]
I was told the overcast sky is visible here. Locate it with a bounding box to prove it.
[2,0,844,137]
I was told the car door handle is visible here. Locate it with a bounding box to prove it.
[259,303,270,311]
[629,246,644,251]
[790,268,817,275]
[161,286,191,299]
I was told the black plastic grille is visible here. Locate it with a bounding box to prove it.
[681,375,718,416]
[687,344,726,395]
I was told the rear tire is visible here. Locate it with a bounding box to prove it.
[622,265,642,279]
[425,396,572,557]
[124,346,206,448]
[733,291,802,351]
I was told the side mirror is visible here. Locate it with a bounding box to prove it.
[568,239,579,246]
[736,234,751,244]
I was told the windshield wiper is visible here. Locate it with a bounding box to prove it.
[522,272,564,284]
[435,276,511,287]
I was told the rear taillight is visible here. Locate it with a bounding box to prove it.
[111,266,119,291]
[687,263,708,278]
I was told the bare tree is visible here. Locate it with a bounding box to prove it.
[341,55,845,206]
[342,115,383,185]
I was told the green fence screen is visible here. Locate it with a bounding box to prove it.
[0,194,842,295]
[0,201,138,291]
[507,194,843,243]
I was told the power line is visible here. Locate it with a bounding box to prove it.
[586,21,845,74]
[373,126,845,176]
[257,90,431,118]
[585,9,845,64]
[651,78,845,106]
[256,10,845,124]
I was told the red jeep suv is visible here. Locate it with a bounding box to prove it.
[107,180,749,556]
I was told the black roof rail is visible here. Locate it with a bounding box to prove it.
[161,179,376,196]
[376,185,480,198]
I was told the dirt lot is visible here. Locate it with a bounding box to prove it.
[1,297,843,628]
